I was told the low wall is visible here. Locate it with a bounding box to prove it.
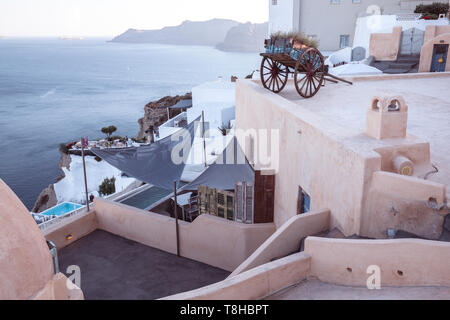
[369,27,402,61]
[229,210,330,277]
[361,171,447,239]
[33,273,84,300]
[43,211,98,250]
[305,237,450,287]
[372,171,446,204]
[94,199,276,271]
[162,253,310,300]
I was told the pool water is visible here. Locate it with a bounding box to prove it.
[41,202,83,216]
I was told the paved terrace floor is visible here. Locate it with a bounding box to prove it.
[58,230,229,300]
[275,74,450,190]
[268,279,450,300]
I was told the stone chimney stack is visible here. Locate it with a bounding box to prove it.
[366,95,408,140]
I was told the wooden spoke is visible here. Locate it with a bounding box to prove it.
[294,48,325,98]
[260,57,289,93]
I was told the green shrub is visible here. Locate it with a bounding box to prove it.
[98,177,116,196]
[415,2,449,15]
[110,135,123,141]
[421,13,439,19]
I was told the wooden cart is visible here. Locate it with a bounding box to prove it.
[260,39,352,98]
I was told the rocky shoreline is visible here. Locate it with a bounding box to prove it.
[137,92,191,140]
[32,152,71,213]
[33,93,192,213]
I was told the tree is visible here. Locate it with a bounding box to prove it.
[98,177,116,196]
[101,125,117,140]
[415,2,449,15]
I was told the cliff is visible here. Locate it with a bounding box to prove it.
[110,19,268,53]
[216,22,268,53]
[110,19,239,46]
[32,153,71,213]
[137,92,192,140]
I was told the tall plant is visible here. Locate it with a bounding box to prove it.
[101,125,117,141]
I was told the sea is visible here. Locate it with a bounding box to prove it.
[0,38,261,210]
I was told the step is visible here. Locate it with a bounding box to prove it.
[398,55,420,59]
[397,57,420,64]
[388,63,415,69]
[383,68,411,74]
[396,59,420,65]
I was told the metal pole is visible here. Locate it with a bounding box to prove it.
[81,138,90,211]
[202,110,207,168]
[174,181,180,257]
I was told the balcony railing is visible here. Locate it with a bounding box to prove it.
[38,205,91,232]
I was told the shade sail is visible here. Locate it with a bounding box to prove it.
[91,117,199,190]
[169,99,192,110]
[183,137,254,191]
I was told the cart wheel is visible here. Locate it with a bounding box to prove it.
[294,48,325,98]
[260,57,288,93]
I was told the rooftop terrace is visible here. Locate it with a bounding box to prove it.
[273,73,450,189]
[58,230,229,300]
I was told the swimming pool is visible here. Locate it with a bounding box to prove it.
[41,202,83,216]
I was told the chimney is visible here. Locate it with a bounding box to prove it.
[366,95,408,140]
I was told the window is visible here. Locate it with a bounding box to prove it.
[352,0,361,3]
[297,187,311,215]
[272,0,277,5]
[331,0,341,4]
[340,35,350,48]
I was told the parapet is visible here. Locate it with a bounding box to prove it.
[366,95,408,140]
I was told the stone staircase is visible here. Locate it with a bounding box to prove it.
[372,55,420,74]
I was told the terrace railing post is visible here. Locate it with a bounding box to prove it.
[174,181,180,257]
[81,138,90,212]
[202,110,207,168]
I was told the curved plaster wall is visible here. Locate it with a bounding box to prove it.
[0,179,54,299]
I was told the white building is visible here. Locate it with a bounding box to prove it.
[187,78,236,137]
[268,0,449,51]
[268,0,300,35]
[155,78,237,182]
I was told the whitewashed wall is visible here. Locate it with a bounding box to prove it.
[269,0,298,35]
[188,79,236,132]
[354,15,450,57]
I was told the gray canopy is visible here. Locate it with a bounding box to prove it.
[91,117,199,190]
[183,137,254,191]
[169,99,192,110]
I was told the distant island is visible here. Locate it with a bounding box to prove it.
[110,18,268,53]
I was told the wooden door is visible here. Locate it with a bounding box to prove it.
[431,44,448,72]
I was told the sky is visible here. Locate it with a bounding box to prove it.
[0,0,269,37]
